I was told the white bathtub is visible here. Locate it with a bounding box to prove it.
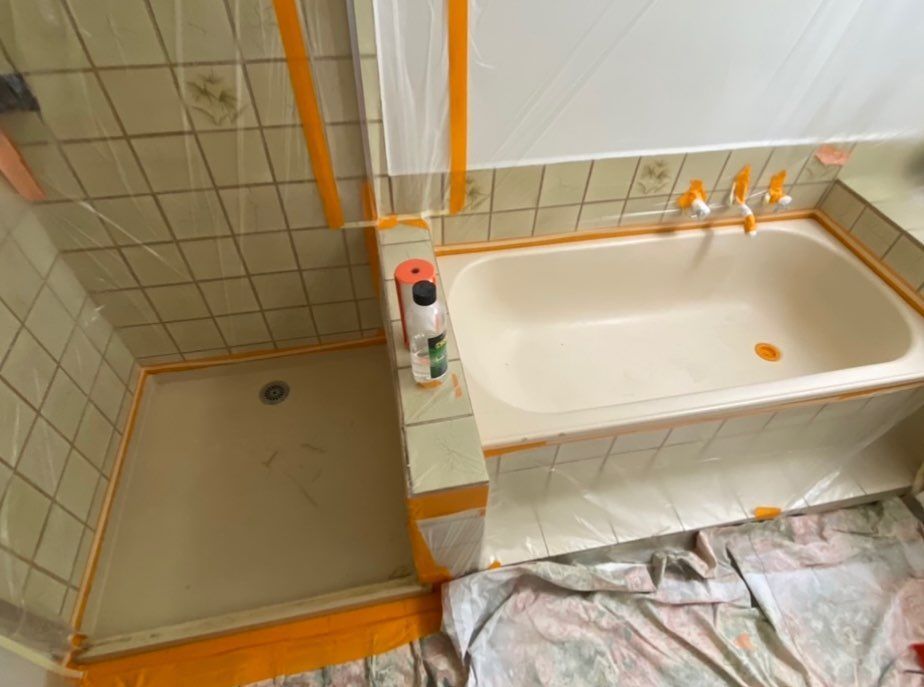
[438,218,924,450]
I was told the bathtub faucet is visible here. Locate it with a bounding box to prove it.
[729,165,757,233]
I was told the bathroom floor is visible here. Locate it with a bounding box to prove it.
[81,344,417,651]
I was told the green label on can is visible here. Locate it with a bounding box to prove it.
[428,331,448,378]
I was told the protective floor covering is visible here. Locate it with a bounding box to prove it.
[247,498,924,686]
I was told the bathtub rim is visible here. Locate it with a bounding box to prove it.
[435,210,924,453]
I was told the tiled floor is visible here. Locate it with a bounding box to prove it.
[482,413,923,566]
[83,345,414,641]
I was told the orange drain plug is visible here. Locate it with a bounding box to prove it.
[755,342,782,362]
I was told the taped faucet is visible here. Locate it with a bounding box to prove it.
[729,165,756,233]
[763,171,792,211]
[677,179,711,220]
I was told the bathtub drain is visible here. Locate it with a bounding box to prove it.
[754,343,782,362]
[260,381,290,405]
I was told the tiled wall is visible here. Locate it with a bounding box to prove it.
[0,0,381,364]
[0,185,137,630]
[819,181,924,296]
[426,144,846,245]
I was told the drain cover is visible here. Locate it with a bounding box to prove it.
[754,342,782,362]
[260,380,289,405]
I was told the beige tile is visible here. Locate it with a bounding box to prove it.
[167,319,225,352]
[35,505,84,579]
[18,418,69,494]
[292,229,348,269]
[2,331,55,406]
[819,183,864,229]
[180,238,246,280]
[499,446,557,473]
[0,112,51,146]
[67,0,164,66]
[451,170,491,214]
[215,313,270,346]
[219,186,287,234]
[311,302,359,335]
[122,243,192,286]
[357,298,380,330]
[96,197,172,246]
[63,250,137,291]
[233,0,285,60]
[279,183,327,228]
[775,182,828,212]
[198,130,273,187]
[19,146,83,200]
[63,140,149,198]
[158,190,232,240]
[33,201,113,252]
[61,329,103,393]
[328,124,365,178]
[884,236,924,289]
[264,307,317,340]
[0,240,43,317]
[584,157,639,202]
[555,437,613,464]
[850,208,900,257]
[406,417,486,494]
[304,0,351,57]
[391,174,445,215]
[11,215,58,277]
[74,404,113,469]
[0,1,88,71]
[132,135,211,192]
[45,261,86,317]
[252,273,307,309]
[238,233,297,274]
[23,568,67,619]
[145,284,210,321]
[42,370,87,439]
[379,241,433,276]
[70,529,92,586]
[28,72,120,140]
[263,127,314,182]
[0,542,28,605]
[246,62,298,127]
[398,362,472,425]
[539,162,591,207]
[199,278,259,315]
[376,225,431,246]
[149,0,238,62]
[674,151,729,197]
[104,335,135,383]
[0,475,50,557]
[716,147,772,190]
[177,65,258,130]
[25,287,73,358]
[0,299,16,356]
[118,324,178,358]
[631,155,684,197]
[610,429,669,454]
[620,195,670,226]
[58,451,98,522]
[90,290,157,327]
[343,227,369,265]
[100,68,188,135]
[757,145,815,187]
[577,201,624,231]
[0,381,37,467]
[493,166,542,211]
[443,214,489,245]
[302,267,354,304]
[533,205,580,235]
[90,363,125,423]
[797,151,845,184]
[314,59,360,122]
[489,209,535,240]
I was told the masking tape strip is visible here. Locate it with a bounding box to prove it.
[272,0,344,228]
[407,483,488,521]
[0,127,44,201]
[448,0,468,214]
[76,593,441,687]
[408,521,452,584]
[377,216,431,230]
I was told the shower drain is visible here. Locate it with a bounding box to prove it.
[259,380,290,405]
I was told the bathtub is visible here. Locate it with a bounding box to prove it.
[437,217,924,451]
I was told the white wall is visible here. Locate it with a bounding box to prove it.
[375,0,924,174]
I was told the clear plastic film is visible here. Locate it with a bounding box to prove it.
[0,0,386,665]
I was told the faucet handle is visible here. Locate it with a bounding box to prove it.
[763,170,792,211]
[677,179,711,219]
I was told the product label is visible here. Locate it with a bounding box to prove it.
[428,331,448,378]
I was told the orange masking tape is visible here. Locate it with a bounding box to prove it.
[409,520,452,584]
[754,506,782,520]
[407,483,488,521]
[448,0,468,214]
[77,593,441,687]
[272,0,344,228]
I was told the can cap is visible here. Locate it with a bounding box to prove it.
[412,280,437,306]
